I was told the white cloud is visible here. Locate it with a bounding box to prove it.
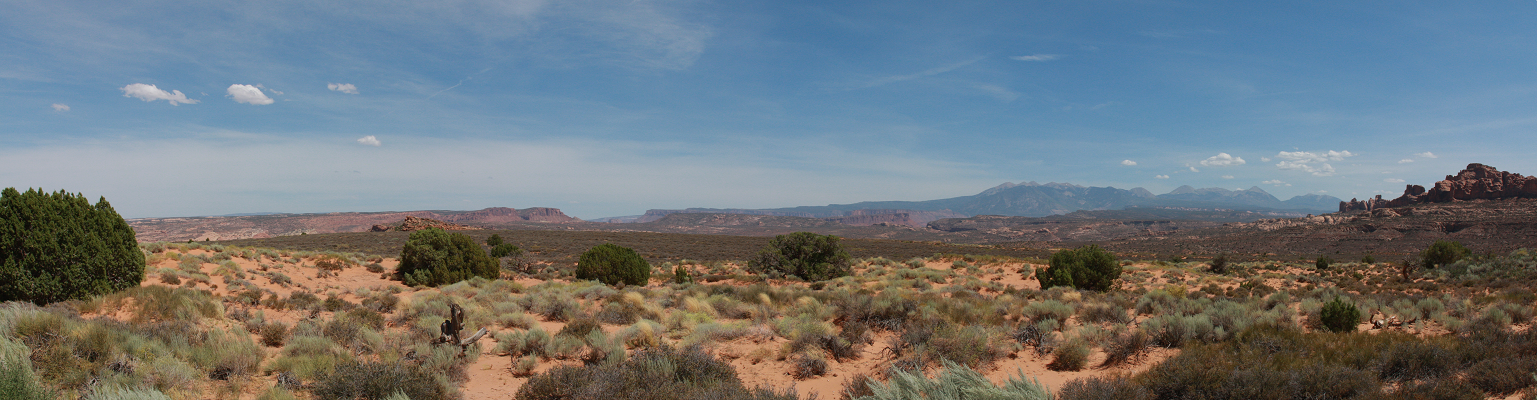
[51,103,69,112]
[1011,54,1060,62]
[863,56,984,88]
[1399,159,1415,164]
[1272,150,1352,176]
[120,83,199,106]
[1384,178,1405,183]
[1416,152,1437,159]
[1261,179,1291,187]
[1200,153,1246,167]
[1260,157,1271,162]
[1221,175,1234,179]
[1189,166,1200,172]
[1121,160,1137,166]
[1155,175,1170,179]
[328,83,359,94]
[1277,161,1336,176]
[356,136,381,146]
[227,84,274,105]
[1275,150,1354,163]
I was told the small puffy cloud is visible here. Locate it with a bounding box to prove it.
[227,84,274,105]
[1200,153,1246,167]
[1262,179,1292,187]
[1121,160,1137,166]
[1011,54,1060,62]
[1277,161,1336,176]
[51,103,69,112]
[1415,151,1437,158]
[120,83,199,105]
[1155,175,1170,179]
[328,83,359,94]
[356,135,381,146]
[1399,159,1415,164]
[1260,157,1271,162]
[1273,150,1352,176]
[1275,150,1354,163]
[1221,175,1234,179]
[1384,178,1405,183]
[1189,166,1200,172]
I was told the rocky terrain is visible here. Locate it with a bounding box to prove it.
[370,215,483,232]
[1340,163,1537,212]
[128,207,580,242]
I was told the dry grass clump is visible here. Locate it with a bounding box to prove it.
[514,345,800,400]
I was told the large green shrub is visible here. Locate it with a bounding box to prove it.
[396,228,498,287]
[1037,245,1120,291]
[0,188,145,304]
[575,243,650,286]
[1320,296,1360,333]
[1422,240,1469,268]
[747,232,851,282]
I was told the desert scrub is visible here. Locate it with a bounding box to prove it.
[748,232,852,282]
[311,359,452,400]
[851,360,1050,400]
[396,228,499,287]
[575,243,651,287]
[1021,300,1074,325]
[1047,339,1090,371]
[1038,245,1121,291]
[1320,296,1361,333]
[514,345,800,400]
[0,188,146,304]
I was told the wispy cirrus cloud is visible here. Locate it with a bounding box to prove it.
[120,83,198,106]
[861,56,985,88]
[1416,151,1438,158]
[51,103,69,112]
[1011,54,1059,62]
[1262,179,1291,187]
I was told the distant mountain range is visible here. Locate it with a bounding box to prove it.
[600,182,1342,222]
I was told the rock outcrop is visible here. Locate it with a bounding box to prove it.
[371,216,484,232]
[1340,163,1537,212]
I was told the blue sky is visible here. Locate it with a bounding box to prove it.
[2,1,1533,219]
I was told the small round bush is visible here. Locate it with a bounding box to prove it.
[1315,255,1332,270]
[1208,255,1228,274]
[1319,296,1360,333]
[575,243,650,286]
[490,243,522,259]
[1038,245,1121,292]
[486,234,505,247]
[1421,240,1469,268]
[747,232,851,282]
[396,228,499,287]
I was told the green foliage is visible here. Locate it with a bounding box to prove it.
[0,336,53,400]
[396,228,498,287]
[486,234,504,247]
[747,232,852,282]
[1038,245,1121,291]
[852,360,1051,400]
[1361,255,1375,264]
[575,244,650,287]
[1422,240,1470,268]
[1315,255,1332,270]
[0,188,145,304]
[490,243,522,259]
[1320,296,1360,333]
[1047,340,1089,371]
[673,265,693,284]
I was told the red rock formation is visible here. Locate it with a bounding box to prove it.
[1340,163,1537,212]
[371,216,484,232]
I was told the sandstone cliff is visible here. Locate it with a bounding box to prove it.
[1341,163,1537,212]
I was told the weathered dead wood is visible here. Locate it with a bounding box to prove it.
[434,302,483,355]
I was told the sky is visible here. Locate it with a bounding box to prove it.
[2,1,1534,219]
